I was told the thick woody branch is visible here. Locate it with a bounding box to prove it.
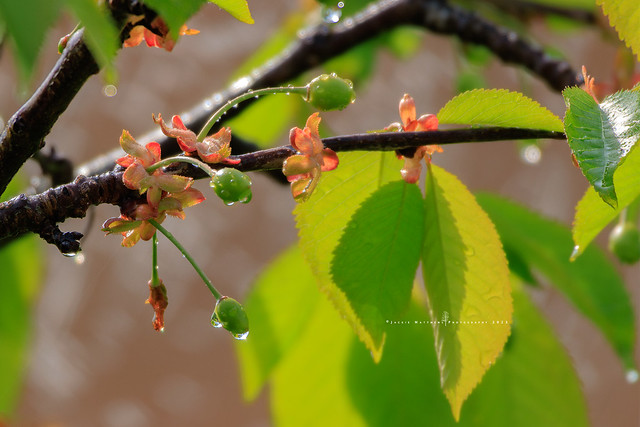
[79,0,580,176]
[1,127,565,247]
[0,30,100,197]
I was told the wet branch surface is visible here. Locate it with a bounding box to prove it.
[0,0,582,250]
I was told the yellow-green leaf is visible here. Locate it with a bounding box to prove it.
[573,142,640,258]
[294,151,404,361]
[437,89,564,132]
[598,0,640,60]
[422,164,512,420]
[209,0,254,24]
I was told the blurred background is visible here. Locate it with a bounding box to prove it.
[0,0,638,425]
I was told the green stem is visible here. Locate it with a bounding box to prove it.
[150,233,160,286]
[149,219,222,299]
[147,155,216,176]
[197,86,308,141]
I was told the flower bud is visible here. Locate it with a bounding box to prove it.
[306,73,356,111]
[608,222,640,264]
[211,296,249,340]
[210,168,252,205]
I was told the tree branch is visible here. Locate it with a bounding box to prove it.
[0,30,100,197]
[78,0,581,177]
[0,127,565,247]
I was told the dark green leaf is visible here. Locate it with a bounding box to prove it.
[477,193,636,370]
[330,181,424,351]
[563,86,640,207]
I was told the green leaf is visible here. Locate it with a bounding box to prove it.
[209,0,254,24]
[460,280,588,426]
[65,0,120,77]
[598,0,640,60]
[437,89,564,132]
[270,281,587,426]
[235,246,319,400]
[573,144,640,258]
[294,151,404,361]
[0,0,61,82]
[143,0,206,35]
[422,165,512,420]
[0,176,43,416]
[563,86,640,207]
[477,193,636,370]
[271,283,365,427]
[330,181,424,353]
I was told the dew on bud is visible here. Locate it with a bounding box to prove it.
[306,73,356,111]
[62,251,78,258]
[211,296,249,339]
[210,311,223,328]
[626,369,639,384]
[74,252,86,265]
[234,331,249,340]
[210,168,253,206]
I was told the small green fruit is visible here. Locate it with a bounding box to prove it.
[210,168,252,205]
[608,222,640,264]
[211,296,249,340]
[306,73,356,111]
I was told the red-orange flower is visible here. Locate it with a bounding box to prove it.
[387,94,441,183]
[106,130,205,246]
[282,112,339,202]
[124,17,199,52]
[153,114,240,165]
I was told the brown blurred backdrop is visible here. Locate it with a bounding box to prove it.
[0,1,637,426]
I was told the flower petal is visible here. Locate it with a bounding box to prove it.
[400,155,423,184]
[123,163,149,190]
[196,127,232,163]
[153,113,197,152]
[399,94,417,128]
[415,114,438,131]
[283,154,316,177]
[170,187,205,208]
[155,174,192,193]
[320,148,339,171]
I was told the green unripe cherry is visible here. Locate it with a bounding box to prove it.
[210,168,252,205]
[211,296,249,340]
[306,73,356,111]
[608,222,640,264]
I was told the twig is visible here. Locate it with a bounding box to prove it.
[0,127,565,246]
[77,0,581,177]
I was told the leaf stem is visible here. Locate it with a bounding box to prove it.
[150,232,160,286]
[148,219,222,299]
[146,155,216,176]
[197,86,308,141]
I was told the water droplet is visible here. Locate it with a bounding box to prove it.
[74,252,86,265]
[626,369,639,384]
[211,312,223,328]
[213,93,223,103]
[103,84,117,97]
[233,331,249,340]
[225,201,235,206]
[62,251,78,258]
[570,245,580,260]
[159,327,165,333]
[203,99,213,110]
[520,144,542,164]
[323,3,343,24]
